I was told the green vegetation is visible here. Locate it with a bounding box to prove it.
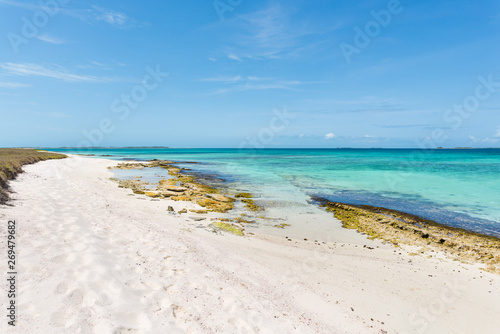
[234,217,255,224]
[0,149,66,204]
[235,192,253,198]
[241,198,263,212]
[212,222,244,236]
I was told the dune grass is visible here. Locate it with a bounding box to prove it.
[0,149,67,204]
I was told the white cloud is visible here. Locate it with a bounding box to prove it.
[219,5,338,61]
[201,76,242,83]
[0,0,38,10]
[208,58,217,62]
[201,75,302,94]
[36,34,64,44]
[0,82,30,88]
[495,126,500,137]
[0,1,137,28]
[324,133,336,140]
[21,110,68,118]
[0,62,113,82]
[228,54,242,61]
[91,6,130,27]
[469,135,499,144]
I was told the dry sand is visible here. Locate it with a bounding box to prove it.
[0,155,499,333]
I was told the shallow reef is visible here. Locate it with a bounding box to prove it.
[241,198,263,212]
[313,196,500,274]
[110,160,238,213]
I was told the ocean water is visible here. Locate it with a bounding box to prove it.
[50,148,500,237]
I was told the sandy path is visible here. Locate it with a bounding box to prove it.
[0,156,499,333]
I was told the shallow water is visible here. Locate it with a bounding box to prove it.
[112,167,173,190]
[51,148,500,237]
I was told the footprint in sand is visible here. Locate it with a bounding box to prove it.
[68,289,85,306]
[173,269,185,276]
[49,310,69,327]
[95,292,113,307]
[72,242,88,252]
[164,284,178,295]
[115,313,152,332]
[229,318,256,333]
[172,305,188,319]
[51,254,68,264]
[112,327,145,334]
[55,282,69,295]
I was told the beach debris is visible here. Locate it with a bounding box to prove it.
[178,209,187,214]
[167,206,174,212]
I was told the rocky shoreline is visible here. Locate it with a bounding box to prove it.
[313,197,500,274]
[109,160,263,235]
[108,160,500,275]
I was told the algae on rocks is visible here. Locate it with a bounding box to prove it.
[313,196,500,275]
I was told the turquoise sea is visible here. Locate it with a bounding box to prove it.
[50,148,500,237]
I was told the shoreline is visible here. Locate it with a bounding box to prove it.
[1,155,499,333]
[313,197,500,274]
[104,156,500,275]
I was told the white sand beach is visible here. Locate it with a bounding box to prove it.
[1,156,499,334]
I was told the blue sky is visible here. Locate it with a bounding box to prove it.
[0,0,499,148]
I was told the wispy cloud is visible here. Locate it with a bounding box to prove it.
[89,6,133,27]
[76,60,127,70]
[228,54,242,61]
[0,1,138,28]
[0,82,30,88]
[0,0,37,10]
[495,126,500,138]
[0,63,114,82]
[201,76,242,83]
[220,5,339,61]
[469,135,499,144]
[202,75,302,94]
[36,34,64,44]
[20,110,68,118]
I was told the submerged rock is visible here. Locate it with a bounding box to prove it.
[206,193,235,203]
